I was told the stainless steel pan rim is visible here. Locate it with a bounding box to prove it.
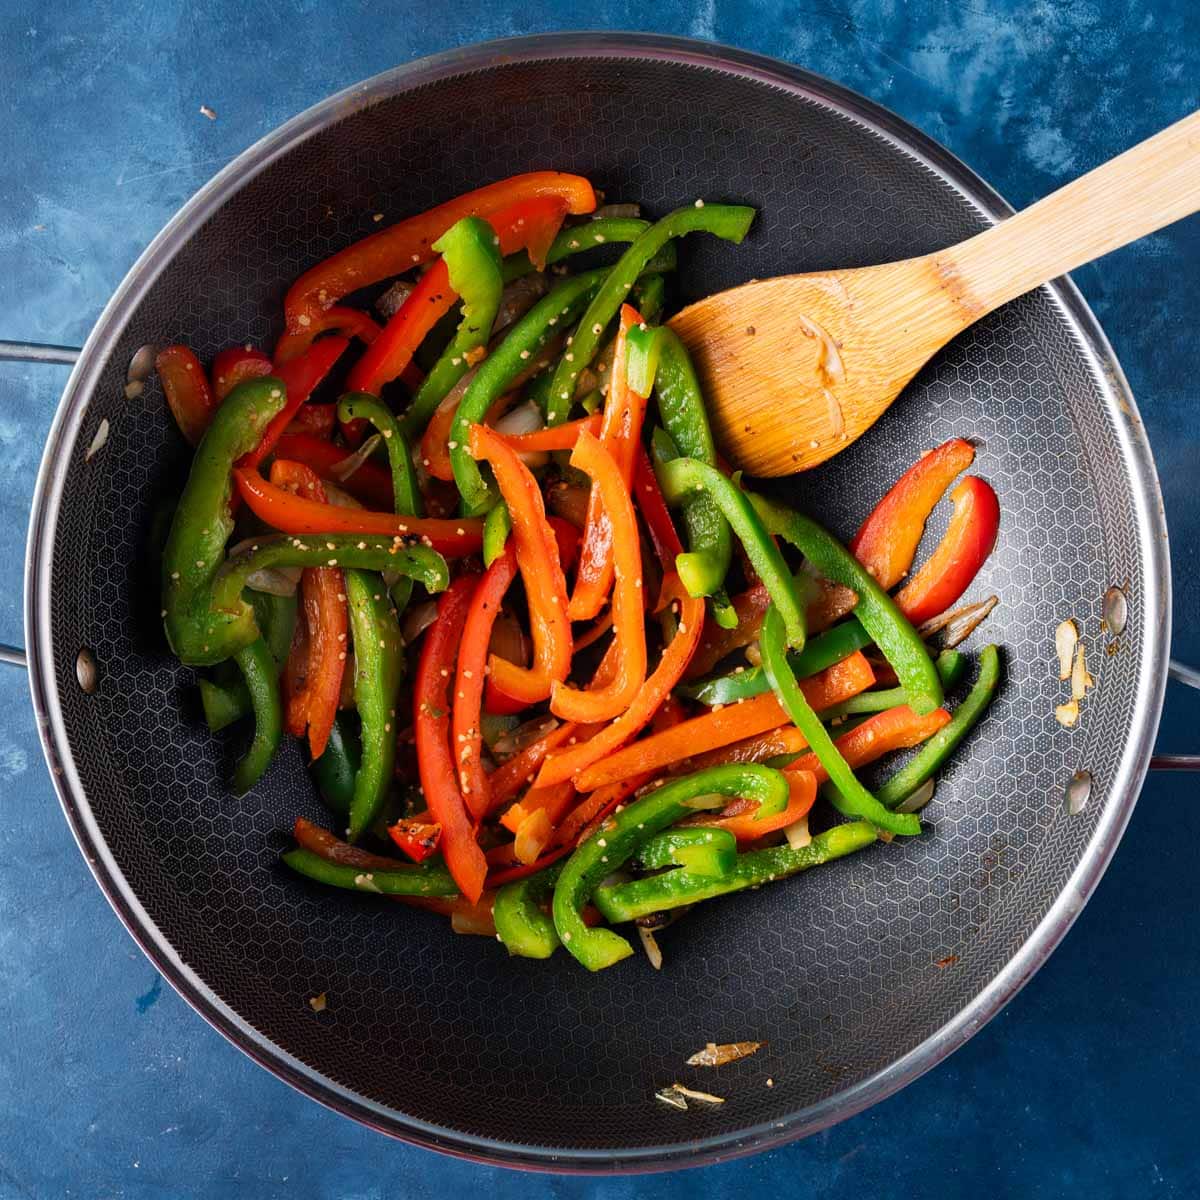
[22,31,1170,1173]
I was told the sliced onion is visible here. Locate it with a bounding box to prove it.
[402,600,439,645]
[245,565,303,596]
[514,808,553,864]
[85,418,110,461]
[376,279,416,320]
[918,595,999,649]
[744,642,763,667]
[488,609,528,671]
[1055,618,1079,681]
[637,926,663,970]
[495,274,548,333]
[546,478,590,527]
[322,481,364,509]
[329,433,382,484]
[686,1041,763,1067]
[896,778,936,814]
[1071,640,1093,702]
[592,203,641,220]
[492,401,549,468]
[1055,699,1080,728]
[783,815,812,849]
[450,910,496,937]
[491,715,559,760]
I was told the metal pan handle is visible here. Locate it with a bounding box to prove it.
[4,340,1199,769]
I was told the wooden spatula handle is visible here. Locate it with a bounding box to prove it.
[944,108,1200,313]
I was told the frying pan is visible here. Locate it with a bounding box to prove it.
[6,32,1194,1172]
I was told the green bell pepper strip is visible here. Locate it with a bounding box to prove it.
[199,675,250,732]
[658,458,806,650]
[335,393,423,516]
[500,217,678,283]
[544,204,756,425]
[450,269,607,515]
[211,536,447,614]
[249,590,298,667]
[873,644,1002,810]
[630,271,666,324]
[552,763,789,971]
[821,651,967,721]
[594,820,878,923]
[751,494,943,716]
[310,712,361,815]
[494,863,563,959]
[162,377,287,666]
[625,322,664,397]
[345,569,405,841]
[282,847,458,897]
[632,827,737,878]
[402,217,505,439]
[680,618,874,706]
[650,426,735,629]
[761,605,921,837]
[230,637,282,794]
[482,501,512,567]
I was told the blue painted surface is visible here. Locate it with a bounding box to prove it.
[1,3,1199,1196]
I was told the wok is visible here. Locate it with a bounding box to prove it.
[7,32,1186,1171]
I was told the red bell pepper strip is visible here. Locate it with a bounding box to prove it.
[850,438,976,588]
[211,346,273,402]
[387,819,443,864]
[272,433,395,511]
[535,582,706,788]
[236,337,350,474]
[568,306,651,621]
[414,575,488,902]
[684,582,771,680]
[468,423,572,705]
[293,816,414,871]
[550,430,646,723]
[453,547,520,819]
[285,402,337,439]
[681,769,818,843]
[268,460,347,760]
[894,477,1000,624]
[283,172,596,348]
[633,445,685,567]
[345,196,570,397]
[495,415,603,453]
[568,650,876,793]
[156,345,217,445]
[274,306,382,364]
[231,467,483,556]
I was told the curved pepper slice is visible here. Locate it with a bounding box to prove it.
[272,433,395,511]
[494,863,564,958]
[282,847,458,897]
[568,306,651,621]
[468,424,571,704]
[453,547,519,819]
[658,458,806,650]
[551,431,646,723]
[283,172,596,347]
[534,584,706,788]
[632,826,738,877]
[751,493,943,716]
[544,203,756,425]
[495,415,603,453]
[268,459,348,760]
[387,819,443,864]
[229,636,282,794]
[633,445,685,567]
[761,605,920,837]
[414,575,489,902]
[336,392,423,516]
[238,337,350,473]
[232,468,482,556]
[894,476,999,624]
[344,569,405,840]
[552,763,789,970]
[162,378,288,665]
[593,820,878,924]
[310,713,360,814]
[850,438,977,589]
[156,345,218,446]
[211,345,272,403]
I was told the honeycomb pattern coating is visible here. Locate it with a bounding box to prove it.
[35,49,1157,1162]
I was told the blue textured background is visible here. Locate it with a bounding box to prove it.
[2,4,1199,1197]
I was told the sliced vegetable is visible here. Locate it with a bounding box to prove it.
[230,636,282,793]
[283,847,458,897]
[494,864,563,958]
[156,345,218,445]
[633,827,738,877]
[335,392,423,515]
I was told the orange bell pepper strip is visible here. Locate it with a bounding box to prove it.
[485,722,579,813]
[681,769,818,843]
[272,433,395,511]
[495,414,603,453]
[387,819,443,864]
[568,307,651,621]
[568,650,876,793]
[782,703,952,784]
[268,460,347,759]
[235,336,350,474]
[633,445,686,567]
[894,476,1000,624]
[293,816,414,871]
[453,546,519,819]
[282,172,596,348]
[550,431,646,723]
[345,196,570,397]
[414,574,488,902]
[231,467,483,556]
[211,346,273,402]
[535,583,706,789]
[398,892,498,935]
[850,437,976,588]
[155,345,218,445]
[468,424,571,705]
[421,388,515,483]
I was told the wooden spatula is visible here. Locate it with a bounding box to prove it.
[669,109,1200,476]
